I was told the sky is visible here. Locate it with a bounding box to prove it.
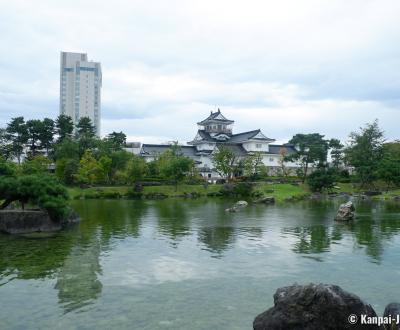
[0,0,399,144]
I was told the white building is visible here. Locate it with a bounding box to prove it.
[59,51,102,136]
[140,109,300,179]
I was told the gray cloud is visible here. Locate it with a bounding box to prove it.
[0,0,399,144]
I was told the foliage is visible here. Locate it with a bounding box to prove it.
[5,116,28,164]
[220,182,254,196]
[278,147,290,178]
[329,138,344,168]
[55,158,79,185]
[212,146,238,180]
[0,168,69,220]
[377,142,400,189]
[21,155,51,175]
[126,155,148,184]
[286,133,330,183]
[54,137,79,161]
[75,150,105,185]
[0,128,12,160]
[243,152,265,179]
[55,114,74,142]
[76,116,96,138]
[157,146,194,190]
[345,120,385,187]
[307,167,336,192]
[106,131,126,150]
[0,157,17,176]
[40,118,55,154]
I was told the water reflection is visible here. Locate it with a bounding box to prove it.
[286,225,331,254]
[198,226,236,257]
[0,198,400,317]
[55,232,103,313]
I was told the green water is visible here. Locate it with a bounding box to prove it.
[1,198,400,330]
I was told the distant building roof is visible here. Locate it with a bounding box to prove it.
[216,144,248,156]
[268,144,297,155]
[125,142,141,148]
[197,109,234,125]
[141,144,198,158]
[229,129,275,143]
[189,129,275,144]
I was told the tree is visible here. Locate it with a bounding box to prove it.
[160,155,194,191]
[106,131,126,150]
[75,150,105,184]
[76,117,96,138]
[0,157,17,176]
[55,114,74,142]
[109,150,132,182]
[286,133,330,183]
[0,128,11,160]
[307,167,336,192]
[278,147,290,178]
[76,117,98,157]
[5,116,28,164]
[54,137,79,161]
[157,146,194,190]
[26,119,43,156]
[212,146,238,180]
[0,174,69,220]
[345,120,384,187]
[243,152,264,179]
[21,155,51,175]
[99,155,112,184]
[329,138,344,168]
[377,142,400,190]
[40,118,55,155]
[126,155,148,184]
[55,158,78,185]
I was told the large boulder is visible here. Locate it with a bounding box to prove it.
[225,200,248,212]
[0,209,80,234]
[383,303,400,329]
[335,201,355,221]
[253,283,380,330]
[254,196,275,204]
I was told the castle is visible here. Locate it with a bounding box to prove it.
[140,109,300,179]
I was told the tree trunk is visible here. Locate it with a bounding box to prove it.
[303,162,309,183]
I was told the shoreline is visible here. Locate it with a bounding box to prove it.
[68,183,400,203]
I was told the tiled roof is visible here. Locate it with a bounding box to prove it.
[216,144,248,156]
[141,144,198,157]
[191,129,275,144]
[228,129,273,142]
[197,109,234,125]
[268,144,297,155]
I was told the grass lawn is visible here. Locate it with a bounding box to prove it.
[254,183,311,202]
[67,184,221,199]
[67,182,400,201]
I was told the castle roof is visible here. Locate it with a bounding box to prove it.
[141,144,198,158]
[197,109,234,125]
[188,129,275,144]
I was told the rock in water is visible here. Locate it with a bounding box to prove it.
[254,196,275,204]
[225,201,248,213]
[253,283,379,330]
[335,201,355,221]
[235,200,248,208]
[383,303,400,329]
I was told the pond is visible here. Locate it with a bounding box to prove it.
[1,198,400,329]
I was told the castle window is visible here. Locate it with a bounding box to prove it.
[256,143,262,148]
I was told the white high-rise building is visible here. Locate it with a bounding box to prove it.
[59,51,102,136]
